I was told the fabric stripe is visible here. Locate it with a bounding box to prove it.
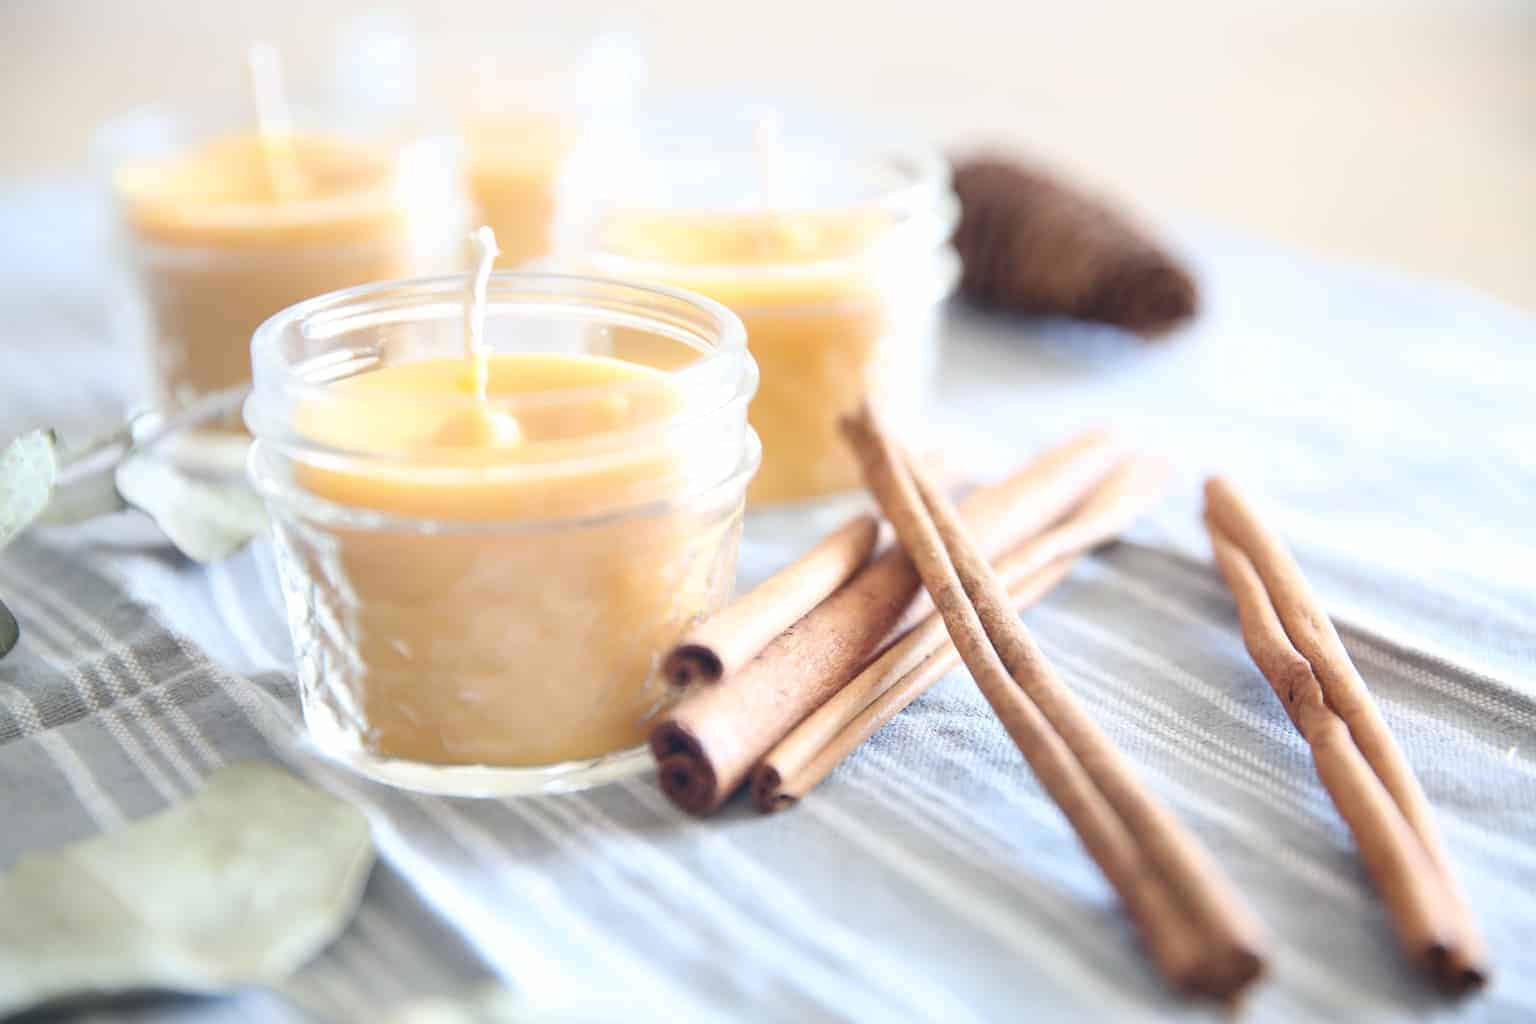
[616,778,996,1023]
[3,583,184,803]
[0,685,123,831]
[11,566,208,791]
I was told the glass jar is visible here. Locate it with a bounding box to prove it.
[97,104,463,444]
[245,272,759,795]
[337,16,643,269]
[558,105,959,505]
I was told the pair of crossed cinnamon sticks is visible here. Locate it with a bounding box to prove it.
[836,406,1268,998]
[1204,478,1488,993]
[652,428,1158,816]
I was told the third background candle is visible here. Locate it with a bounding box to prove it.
[561,106,958,504]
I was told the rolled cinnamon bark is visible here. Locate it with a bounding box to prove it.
[755,455,1171,811]
[1204,477,1487,992]
[1207,525,1459,979]
[754,557,1073,812]
[842,404,1258,996]
[651,429,1124,815]
[663,514,881,687]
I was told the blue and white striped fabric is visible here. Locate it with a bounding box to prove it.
[2,182,1533,1022]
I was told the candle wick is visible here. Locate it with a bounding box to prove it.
[466,226,501,404]
[753,108,810,252]
[247,41,304,201]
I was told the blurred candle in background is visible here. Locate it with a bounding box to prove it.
[565,106,960,504]
[101,44,459,428]
[340,17,643,269]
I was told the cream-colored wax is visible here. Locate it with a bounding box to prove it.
[594,210,908,504]
[115,134,422,410]
[291,353,740,767]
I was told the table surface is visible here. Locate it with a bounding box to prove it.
[1,182,1534,1022]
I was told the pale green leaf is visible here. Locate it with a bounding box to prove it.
[115,455,268,563]
[0,761,374,1017]
[0,429,59,548]
[38,470,128,526]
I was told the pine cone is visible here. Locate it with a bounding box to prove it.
[951,155,1199,339]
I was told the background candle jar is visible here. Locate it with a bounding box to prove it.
[99,105,462,433]
[559,113,960,504]
[337,18,643,269]
[245,273,759,795]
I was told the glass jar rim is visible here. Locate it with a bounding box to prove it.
[567,138,959,281]
[94,101,407,165]
[249,268,747,398]
[98,104,458,246]
[245,270,757,496]
[248,425,760,535]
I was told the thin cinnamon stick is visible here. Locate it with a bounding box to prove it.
[651,429,1124,815]
[755,455,1171,811]
[842,404,1251,996]
[664,514,881,687]
[1204,477,1487,992]
[755,557,1073,811]
[897,448,1267,997]
[1207,523,1458,982]
[881,456,1169,638]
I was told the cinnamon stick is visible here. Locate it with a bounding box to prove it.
[754,455,1171,811]
[754,557,1073,812]
[842,404,1264,997]
[664,514,881,687]
[1203,477,1487,992]
[651,429,1124,815]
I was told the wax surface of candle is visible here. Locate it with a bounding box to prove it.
[117,134,408,244]
[290,353,740,767]
[595,209,929,503]
[116,134,423,411]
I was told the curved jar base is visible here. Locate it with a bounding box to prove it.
[304,705,654,797]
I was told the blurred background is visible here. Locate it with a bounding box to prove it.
[2,0,1532,310]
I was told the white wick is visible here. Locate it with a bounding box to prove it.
[465,225,501,403]
[247,41,303,201]
[752,107,816,251]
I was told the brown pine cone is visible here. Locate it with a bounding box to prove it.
[951,155,1199,339]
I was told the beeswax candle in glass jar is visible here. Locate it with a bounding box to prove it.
[99,101,461,446]
[561,109,959,504]
[245,271,759,795]
[338,18,642,269]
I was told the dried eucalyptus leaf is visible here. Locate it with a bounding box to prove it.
[115,455,268,563]
[0,428,59,548]
[39,469,129,526]
[0,761,374,1018]
[0,598,17,659]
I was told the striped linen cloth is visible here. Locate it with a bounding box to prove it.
[1,182,1533,1022]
